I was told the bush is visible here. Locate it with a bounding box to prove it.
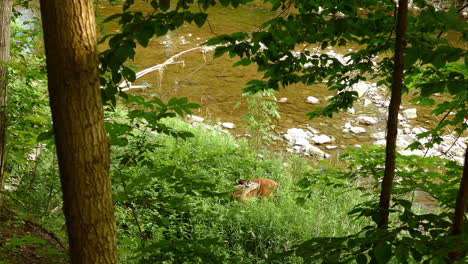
[110,116,369,263]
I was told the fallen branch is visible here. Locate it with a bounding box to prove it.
[119,46,216,91]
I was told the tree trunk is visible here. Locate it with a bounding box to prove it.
[377,0,408,229]
[39,1,117,263]
[0,0,12,198]
[448,147,468,263]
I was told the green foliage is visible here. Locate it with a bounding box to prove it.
[407,62,467,150]
[235,89,281,152]
[3,12,65,242]
[99,0,253,105]
[207,0,467,118]
[107,115,369,263]
[286,146,468,263]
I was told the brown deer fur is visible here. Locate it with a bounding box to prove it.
[232,178,279,200]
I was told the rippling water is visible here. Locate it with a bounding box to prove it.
[97,1,462,156]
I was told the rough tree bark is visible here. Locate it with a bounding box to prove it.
[448,147,468,263]
[0,0,12,197]
[377,0,408,228]
[39,0,117,263]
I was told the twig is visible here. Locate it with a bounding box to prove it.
[23,220,67,250]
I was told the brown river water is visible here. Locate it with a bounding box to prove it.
[97,1,461,157]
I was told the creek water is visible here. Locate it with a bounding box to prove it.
[97,1,458,157]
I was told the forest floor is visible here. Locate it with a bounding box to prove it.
[0,206,69,264]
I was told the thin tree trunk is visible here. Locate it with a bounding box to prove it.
[378,0,409,228]
[448,147,468,263]
[39,0,117,263]
[0,0,13,198]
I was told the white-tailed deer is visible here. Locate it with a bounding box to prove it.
[232,178,279,201]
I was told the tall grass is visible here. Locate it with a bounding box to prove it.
[112,117,370,263]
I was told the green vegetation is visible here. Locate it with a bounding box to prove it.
[1,0,467,263]
[109,113,370,263]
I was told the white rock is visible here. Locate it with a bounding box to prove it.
[453,156,465,165]
[344,122,352,129]
[402,108,417,119]
[403,128,411,134]
[399,149,425,156]
[356,116,378,125]
[342,129,349,133]
[220,122,235,129]
[371,132,386,140]
[311,135,332,144]
[350,127,366,134]
[354,144,362,147]
[305,144,327,158]
[396,135,416,149]
[349,81,370,97]
[307,127,320,134]
[306,96,320,104]
[285,128,310,139]
[374,140,386,146]
[325,145,338,150]
[347,108,355,114]
[277,97,288,103]
[363,98,372,107]
[294,137,311,146]
[398,114,406,121]
[185,115,204,123]
[411,127,428,135]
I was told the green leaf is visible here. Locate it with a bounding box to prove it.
[395,246,409,263]
[193,13,208,27]
[103,13,122,23]
[159,0,170,11]
[233,58,251,67]
[136,22,155,47]
[37,130,54,142]
[121,67,136,82]
[374,242,392,264]
[185,103,200,109]
[356,254,368,264]
[213,47,228,59]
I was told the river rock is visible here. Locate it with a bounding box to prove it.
[396,135,416,149]
[411,127,428,135]
[349,81,370,97]
[325,145,338,150]
[311,135,332,144]
[307,127,320,134]
[356,116,378,125]
[347,108,355,114]
[306,96,320,104]
[284,128,312,143]
[399,149,425,157]
[374,139,386,146]
[350,127,366,134]
[185,115,204,123]
[363,98,372,107]
[305,144,327,158]
[294,137,311,146]
[220,122,235,129]
[402,108,417,119]
[277,97,288,103]
[371,132,386,140]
